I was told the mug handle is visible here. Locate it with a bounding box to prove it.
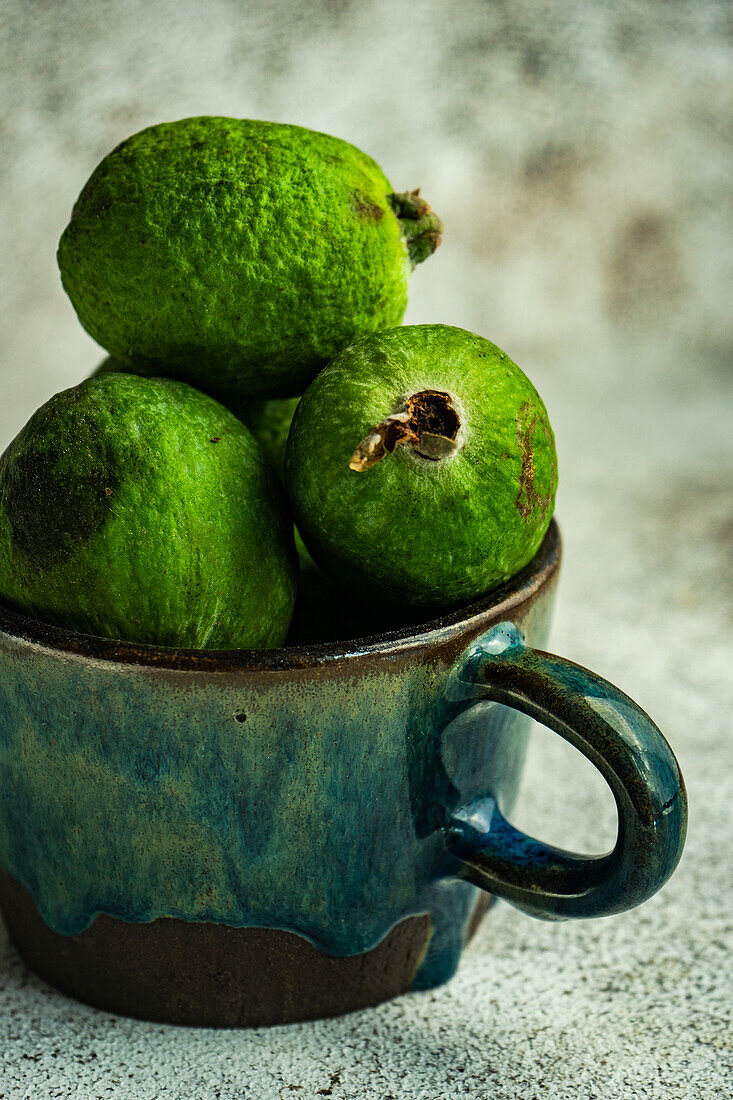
[444,623,687,920]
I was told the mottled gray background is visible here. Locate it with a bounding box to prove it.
[0,2,731,1098]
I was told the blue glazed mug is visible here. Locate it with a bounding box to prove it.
[0,521,687,1025]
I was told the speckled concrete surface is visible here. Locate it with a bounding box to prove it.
[1,2,732,1096]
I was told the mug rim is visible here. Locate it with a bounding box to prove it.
[0,520,560,672]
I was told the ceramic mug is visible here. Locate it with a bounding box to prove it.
[0,521,687,1026]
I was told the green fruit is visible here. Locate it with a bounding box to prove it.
[58,117,442,399]
[231,397,317,570]
[96,359,299,480]
[96,358,312,573]
[234,396,300,482]
[229,394,313,567]
[285,325,558,607]
[0,374,297,647]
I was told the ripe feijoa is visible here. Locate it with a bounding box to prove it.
[58,117,442,399]
[97,355,312,565]
[94,358,300,482]
[0,373,297,647]
[285,325,557,606]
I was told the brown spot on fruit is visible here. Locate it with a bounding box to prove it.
[351,191,384,222]
[515,401,556,523]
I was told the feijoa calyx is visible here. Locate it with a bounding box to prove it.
[58,117,442,400]
[0,373,297,647]
[285,325,558,607]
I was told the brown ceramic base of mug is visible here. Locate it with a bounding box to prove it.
[0,868,492,1026]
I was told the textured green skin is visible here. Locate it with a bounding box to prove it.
[96,358,313,568]
[58,118,414,399]
[285,325,558,606]
[0,375,297,648]
[96,359,300,482]
[220,393,320,573]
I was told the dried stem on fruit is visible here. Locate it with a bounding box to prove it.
[349,390,461,472]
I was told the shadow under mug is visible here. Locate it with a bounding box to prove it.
[0,521,687,1026]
